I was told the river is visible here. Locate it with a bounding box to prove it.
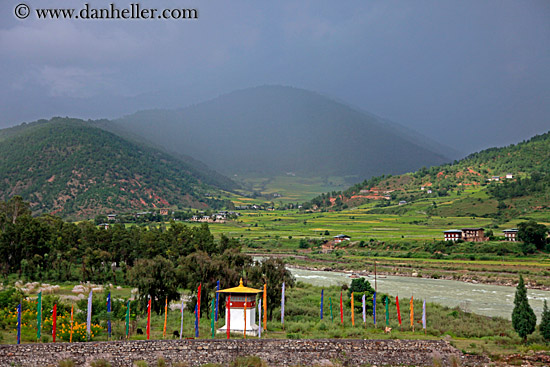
[288,267,550,320]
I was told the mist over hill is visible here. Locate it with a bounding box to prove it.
[111,86,453,182]
[0,118,237,218]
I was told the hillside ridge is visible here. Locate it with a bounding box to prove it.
[304,130,550,218]
[0,118,236,218]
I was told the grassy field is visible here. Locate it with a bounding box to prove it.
[233,175,350,204]
[175,183,550,289]
[201,182,550,243]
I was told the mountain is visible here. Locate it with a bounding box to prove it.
[110,86,452,181]
[0,118,238,218]
[305,131,550,217]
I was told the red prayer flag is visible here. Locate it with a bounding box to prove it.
[52,304,57,342]
[396,296,402,325]
[340,291,344,325]
[147,298,151,340]
[227,295,231,339]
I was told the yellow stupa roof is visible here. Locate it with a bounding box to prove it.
[216,278,262,294]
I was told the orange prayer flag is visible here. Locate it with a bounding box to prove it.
[163,297,168,338]
[70,306,74,343]
[409,296,414,330]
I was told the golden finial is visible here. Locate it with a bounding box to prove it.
[239,278,243,286]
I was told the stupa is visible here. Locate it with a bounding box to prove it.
[216,278,262,336]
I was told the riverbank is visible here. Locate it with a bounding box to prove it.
[289,263,550,291]
[249,252,550,291]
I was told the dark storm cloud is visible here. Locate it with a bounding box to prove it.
[0,0,548,153]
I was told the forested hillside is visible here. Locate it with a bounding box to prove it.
[0,118,235,218]
[305,131,550,216]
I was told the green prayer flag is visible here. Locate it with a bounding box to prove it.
[329,297,333,321]
[125,300,130,338]
[37,292,42,341]
[385,296,389,326]
[211,299,216,339]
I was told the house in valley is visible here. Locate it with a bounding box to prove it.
[444,229,463,241]
[444,228,487,242]
[333,234,351,243]
[503,228,518,241]
[461,228,486,242]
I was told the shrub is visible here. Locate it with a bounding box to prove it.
[58,360,76,367]
[230,356,267,367]
[90,360,111,367]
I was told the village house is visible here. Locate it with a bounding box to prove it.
[461,228,486,242]
[159,208,169,216]
[443,229,463,241]
[443,228,487,242]
[506,173,514,179]
[190,212,231,223]
[107,214,117,221]
[333,234,351,243]
[398,200,407,205]
[503,228,518,241]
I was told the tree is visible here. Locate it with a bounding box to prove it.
[248,258,295,320]
[512,275,537,341]
[0,196,31,228]
[177,250,241,319]
[128,256,179,314]
[540,300,550,343]
[518,220,549,251]
[347,277,375,312]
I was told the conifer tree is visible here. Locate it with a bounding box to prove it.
[540,300,550,343]
[512,275,537,341]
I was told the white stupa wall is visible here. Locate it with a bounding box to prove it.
[217,304,259,336]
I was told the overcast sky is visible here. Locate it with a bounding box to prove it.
[1,0,548,153]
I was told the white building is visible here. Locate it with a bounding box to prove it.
[503,228,518,241]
